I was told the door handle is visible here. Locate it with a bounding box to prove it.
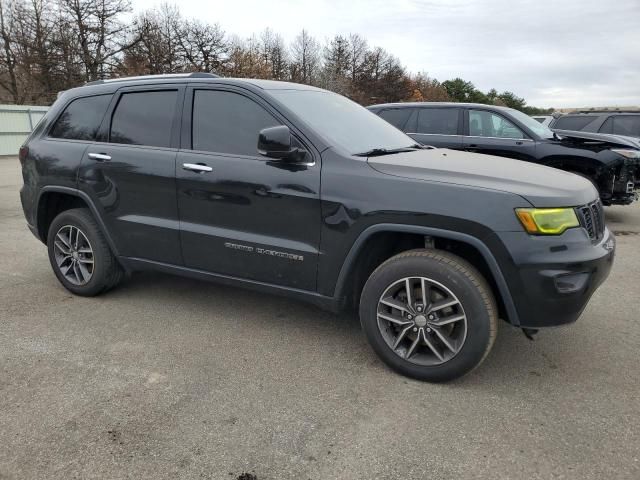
[88,152,111,162]
[183,163,212,173]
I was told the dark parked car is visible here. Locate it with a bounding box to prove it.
[550,110,640,139]
[19,74,614,381]
[368,102,639,205]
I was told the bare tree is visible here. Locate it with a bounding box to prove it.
[0,0,21,102]
[290,29,320,85]
[60,0,135,81]
[177,19,227,73]
[347,33,367,84]
[321,34,349,93]
[126,4,183,74]
[258,28,287,80]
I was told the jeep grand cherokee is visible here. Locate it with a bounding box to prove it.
[19,74,615,381]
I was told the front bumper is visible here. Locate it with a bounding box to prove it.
[493,227,615,328]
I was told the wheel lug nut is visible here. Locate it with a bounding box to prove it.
[428,314,434,320]
[427,328,432,333]
[416,306,423,312]
[407,315,413,320]
[413,327,418,332]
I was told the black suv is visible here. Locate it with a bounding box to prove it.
[368,102,639,205]
[19,74,615,382]
[550,111,640,139]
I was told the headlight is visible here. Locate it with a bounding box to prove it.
[611,149,640,159]
[515,208,579,235]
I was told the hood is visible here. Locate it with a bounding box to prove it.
[367,148,597,208]
[553,129,640,149]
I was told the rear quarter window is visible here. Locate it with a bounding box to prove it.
[552,115,597,131]
[49,95,112,141]
[605,115,640,137]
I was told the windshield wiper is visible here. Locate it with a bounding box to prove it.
[354,145,424,157]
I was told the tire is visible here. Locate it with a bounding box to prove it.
[359,249,497,382]
[47,208,123,296]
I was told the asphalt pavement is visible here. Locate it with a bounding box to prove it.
[1,156,639,479]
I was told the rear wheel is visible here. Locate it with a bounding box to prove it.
[359,249,497,382]
[47,208,123,296]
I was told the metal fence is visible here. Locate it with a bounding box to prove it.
[0,105,49,156]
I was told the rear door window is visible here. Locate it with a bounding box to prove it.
[552,115,597,131]
[468,110,524,139]
[609,116,640,137]
[49,95,112,141]
[417,108,460,135]
[110,90,178,147]
[378,108,413,131]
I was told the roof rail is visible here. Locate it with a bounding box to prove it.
[572,108,640,114]
[85,72,220,86]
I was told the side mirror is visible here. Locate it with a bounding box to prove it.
[258,125,306,162]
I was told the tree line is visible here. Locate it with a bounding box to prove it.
[0,0,551,114]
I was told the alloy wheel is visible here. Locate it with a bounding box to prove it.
[377,276,468,365]
[53,225,95,286]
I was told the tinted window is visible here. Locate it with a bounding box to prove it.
[192,90,280,156]
[469,110,524,139]
[110,91,178,147]
[417,108,459,135]
[378,108,413,130]
[49,95,111,140]
[553,115,597,131]
[611,115,640,137]
[599,117,613,134]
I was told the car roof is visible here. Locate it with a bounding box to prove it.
[367,102,514,112]
[61,74,325,99]
[560,111,640,117]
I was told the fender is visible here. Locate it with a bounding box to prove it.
[333,223,520,326]
[37,186,120,256]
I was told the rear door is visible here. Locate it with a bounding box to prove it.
[463,108,536,161]
[407,107,463,149]
[175,86,321,291]
[78,85,184,264]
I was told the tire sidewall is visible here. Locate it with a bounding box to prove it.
[47,209,109,296]
[360,252,494,382]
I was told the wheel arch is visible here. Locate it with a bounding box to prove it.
[540,155,606,177]
[333,224,520,326]
[36,186,119,256]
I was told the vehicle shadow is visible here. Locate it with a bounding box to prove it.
[104,271,585,390]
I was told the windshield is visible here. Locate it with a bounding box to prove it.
[270,89,416,155]
[506,108,554,139]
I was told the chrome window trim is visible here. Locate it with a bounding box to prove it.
[406,133,462,137]
[464,135,534,142]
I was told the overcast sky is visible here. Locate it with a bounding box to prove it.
[134,0,639,108]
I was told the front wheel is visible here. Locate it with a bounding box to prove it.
[359,249,497,382]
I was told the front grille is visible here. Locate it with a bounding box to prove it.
[576,199,605,241]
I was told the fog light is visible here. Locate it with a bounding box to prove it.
[554,272,589,294]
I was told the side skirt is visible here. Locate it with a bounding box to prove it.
[119,256,342,313]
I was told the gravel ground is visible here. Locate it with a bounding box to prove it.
[1,156,639,479]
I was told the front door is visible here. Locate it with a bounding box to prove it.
[463,109,536,161]
[176,87,321,291]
